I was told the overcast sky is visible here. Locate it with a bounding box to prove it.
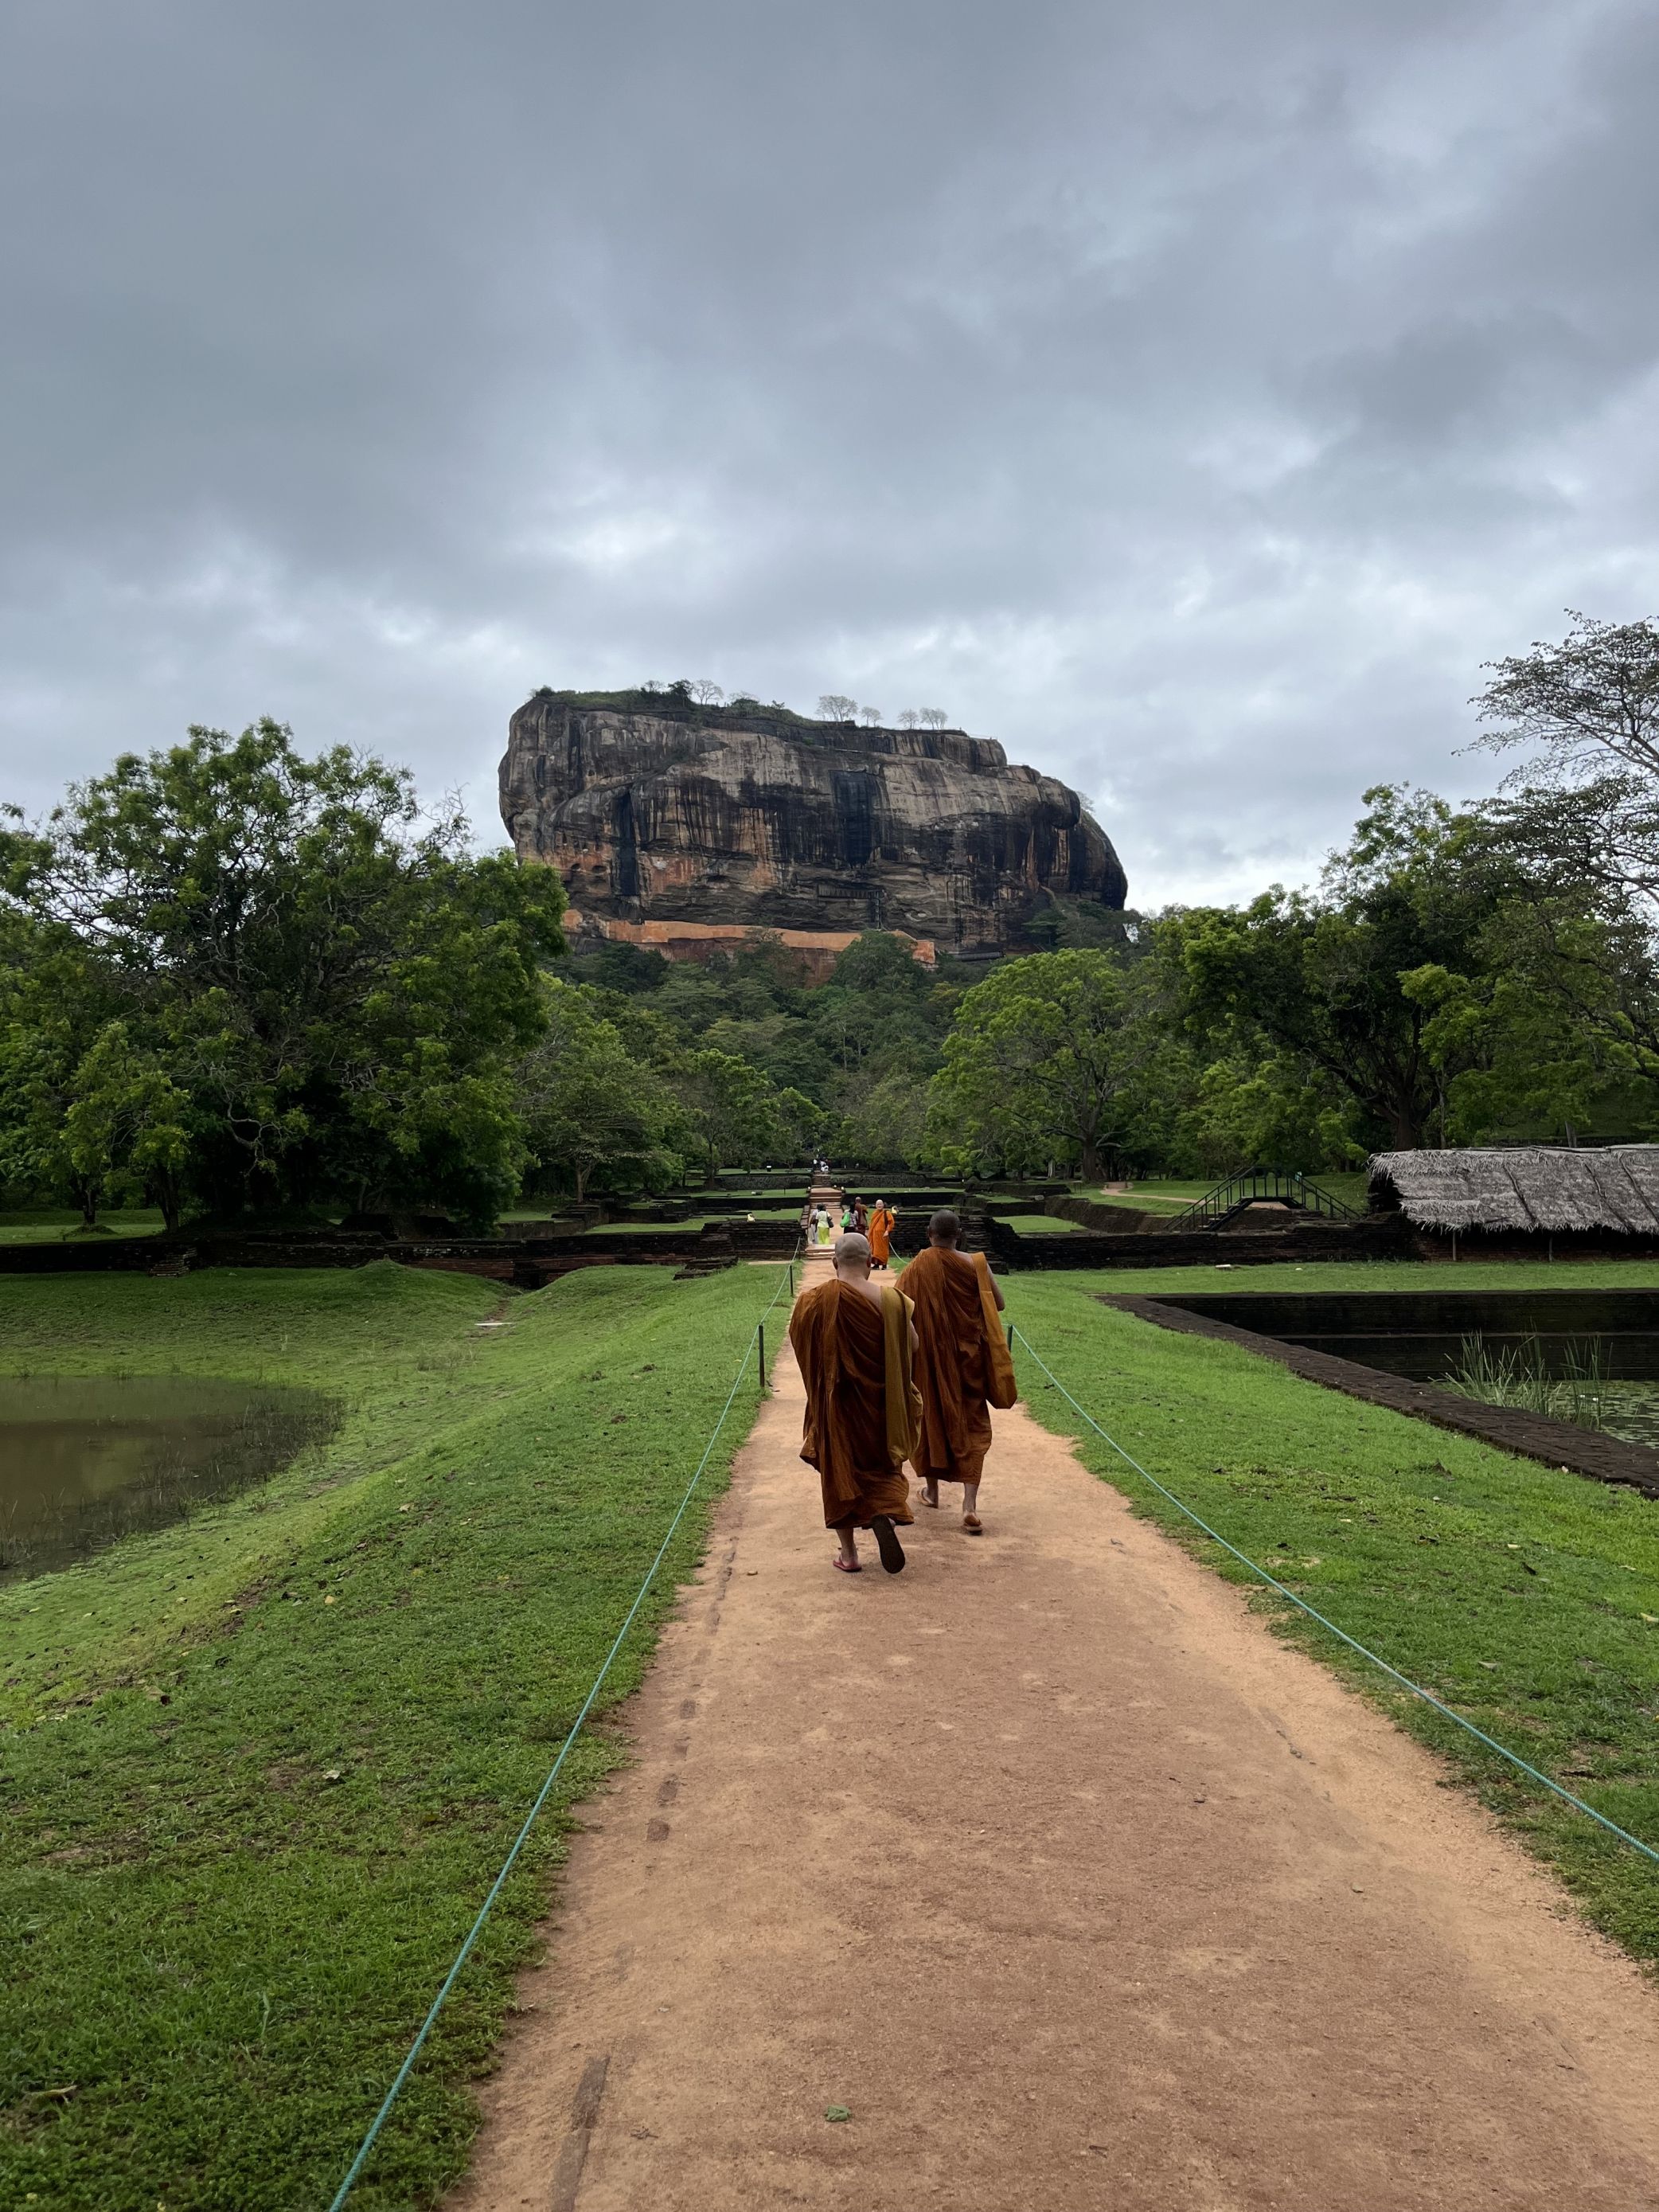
[4,1,1657,908]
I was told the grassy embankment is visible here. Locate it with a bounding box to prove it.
[0,1260,785,2211]
[1004,1267,1659,1966]
[0,1208,165,1245]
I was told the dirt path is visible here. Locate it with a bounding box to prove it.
[455,1258,1659,2211]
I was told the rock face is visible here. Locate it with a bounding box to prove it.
[499,690,1127,961]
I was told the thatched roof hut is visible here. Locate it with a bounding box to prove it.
[1369,1147,1659,1234]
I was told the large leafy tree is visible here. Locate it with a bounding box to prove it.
[1471,611,1659,915]
[1,721,566,1225]
[515,983,685,1201]
[928,949,1168,1178]
[1168,788,1503,1152]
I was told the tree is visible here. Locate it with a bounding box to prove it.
[687,679,726,705]
[515,983,681,1201]
[858,705,882,725]
[57,1022,194,1232]
[919,707,948,730]
[1470,612,1659,916]
[898,710,920,729]
[818,694,857,722]
[0,721,566,1225]
[1168,787,1502,1151]
[929,951,1165,1179]
[680,1049,790,1167]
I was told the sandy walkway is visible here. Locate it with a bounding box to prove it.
[454,1259,1659,2211]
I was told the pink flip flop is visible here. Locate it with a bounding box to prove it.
[833,1555,863,1573]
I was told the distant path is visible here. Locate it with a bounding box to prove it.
[454,1249,1659,2211]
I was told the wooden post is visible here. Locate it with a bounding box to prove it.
[758,1321,766,1388]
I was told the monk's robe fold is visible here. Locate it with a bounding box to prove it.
[904,1246,1017,1486]
[789,1279,920,1529]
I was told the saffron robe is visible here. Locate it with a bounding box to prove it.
[903,1246,1017,1485]
[789,1277,921,1529]
[867,1206,893,1264]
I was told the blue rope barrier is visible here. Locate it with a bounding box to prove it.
[327,1252,800,2209]
[1008,1321,1659,1871]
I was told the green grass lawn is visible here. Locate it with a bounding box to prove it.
[0,1208,166,1244]
[0,1260,785,2211]
[1001,1213,1087,1234]
[1003,1271,1659,1968]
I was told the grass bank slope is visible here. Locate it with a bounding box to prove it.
[1006,1276,1659,1970]
[0,1260,783,2211]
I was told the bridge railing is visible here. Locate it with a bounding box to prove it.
[1168,1169,1362,1230]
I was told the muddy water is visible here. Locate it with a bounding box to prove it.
[0,1376,337,1581]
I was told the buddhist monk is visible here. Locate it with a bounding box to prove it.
[788,1232,922,1574]
[904,1208,1016,1535]
[867,1198,893,1271]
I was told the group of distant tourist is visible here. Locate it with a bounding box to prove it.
[788,1202,1013,1574]
[798,1194,895,1266]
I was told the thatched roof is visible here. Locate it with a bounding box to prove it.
[1369,1146,1659,1233]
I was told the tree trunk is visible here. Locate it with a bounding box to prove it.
[1385,1105,1424,1150]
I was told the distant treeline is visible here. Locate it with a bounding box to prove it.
[6,616,1657,1228]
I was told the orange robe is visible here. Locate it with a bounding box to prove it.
[904,1246,1017,1485]
[868,1206,893,1264]
[789,1278,921,1529]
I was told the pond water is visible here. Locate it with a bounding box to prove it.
[1587,1385,1659,1452]
[0,1376,338,1582]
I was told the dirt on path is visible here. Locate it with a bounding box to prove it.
[454,1256,1659,2212]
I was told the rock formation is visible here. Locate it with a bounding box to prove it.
[499,688,1127,966]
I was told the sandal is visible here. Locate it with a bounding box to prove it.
[918,1487,939,1509]
[833,1554,863,1573]
[962,1514,984,1536]
[871,1516,907,1574]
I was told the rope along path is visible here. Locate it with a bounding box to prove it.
[1008,1320,1659,1871]
[327,1253,801,2210]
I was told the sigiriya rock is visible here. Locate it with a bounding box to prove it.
[499,686,1127,971]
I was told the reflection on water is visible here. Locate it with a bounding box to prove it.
[0,1376,337,1581]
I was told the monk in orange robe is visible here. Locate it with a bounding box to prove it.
[904,1209,1016,1534]
[867,1200,894,1270]
[789,1232,922,1574]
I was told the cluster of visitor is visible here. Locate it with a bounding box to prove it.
[799,1194,895,1265]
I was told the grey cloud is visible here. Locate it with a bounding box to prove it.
[2,0,1657,908]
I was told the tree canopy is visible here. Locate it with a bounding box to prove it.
[1,721,566,1226]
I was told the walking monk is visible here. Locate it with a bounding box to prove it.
[904,1209,1017,1535]
[789,1233,922,1575]
[867,1198,894,1271]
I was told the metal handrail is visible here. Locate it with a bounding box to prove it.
[1168,1169,1361,1230]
